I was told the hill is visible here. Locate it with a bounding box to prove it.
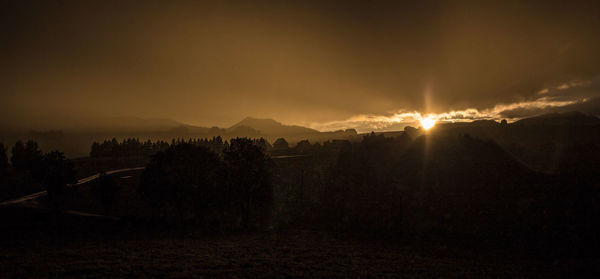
[512,111,600,126]
[228,117,320,136]
[424,112,600,174]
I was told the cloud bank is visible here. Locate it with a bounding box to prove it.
[1,1,600,129]
[309,78,600,132]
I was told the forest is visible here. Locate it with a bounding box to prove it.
[2,113,600,277]
[2,116,599,252]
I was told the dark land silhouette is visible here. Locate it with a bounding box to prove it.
[1,111,600,277]
[4,0,600,276]
[0,117,359,158]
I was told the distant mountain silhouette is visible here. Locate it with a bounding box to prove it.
[426,111,600,174]
[8,112,599,159]
[439,119,501,129]
[228,117,320,136]
[512,111,600,126]
[227,125,262,137]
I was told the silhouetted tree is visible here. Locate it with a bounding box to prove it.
[91,138,170,158]
[295,140,312,154]
[90,142,101,158]
[39,151,76,200]
[0,143,8,176]
[91,173,119,213]
[11,140,42,172]
[208,136,225,154]
[139,143,225,224]
[318,133,409,231]
[224,138,273,229]
[253,138,272,151]
[273,138,289,150]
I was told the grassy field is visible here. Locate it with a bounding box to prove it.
[2,157,598,278]
[2,230,598,278]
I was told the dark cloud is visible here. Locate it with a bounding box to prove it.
[499,97,600,119]
[2,0,600,129]
[498,77,600,118]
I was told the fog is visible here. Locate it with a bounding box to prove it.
[2,0,600,130]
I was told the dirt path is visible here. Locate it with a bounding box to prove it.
[0,167,145,206]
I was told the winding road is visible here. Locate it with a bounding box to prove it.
[0,167,145,206]
[0,154,308,207]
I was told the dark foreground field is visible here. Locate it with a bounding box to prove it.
[2,228,599,278]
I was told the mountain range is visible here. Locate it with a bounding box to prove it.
[512,111,600,126]
[228,117,320,136]
[1,111,599,159]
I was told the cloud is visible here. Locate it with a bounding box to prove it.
[498,97,600,119]
[2,1,600,129]
[310,78,600,132]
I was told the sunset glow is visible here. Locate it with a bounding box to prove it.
[420,117,436,130]
[2,1,599,276]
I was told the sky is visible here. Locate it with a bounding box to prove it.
[2,0,600,132]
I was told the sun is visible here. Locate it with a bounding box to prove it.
[420,117,436,130]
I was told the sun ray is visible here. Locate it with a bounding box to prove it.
[420,117,436,130]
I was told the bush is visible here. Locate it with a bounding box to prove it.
[139,143,225,225]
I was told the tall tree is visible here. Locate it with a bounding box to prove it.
[273,138,289,150]
[224,138,273,229]
[139,143,224,223]
[295,139,312,154]
[11,140,42,171]
[0,143,8,176]
[253,138,272,151]
[39,151,76,199]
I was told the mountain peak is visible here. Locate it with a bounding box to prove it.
[234,117,282,127]
[229,117,319,136]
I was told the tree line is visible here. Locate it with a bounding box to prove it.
[139,137,272,229]
[269,131,600,254]
[90,136,244,158]
[90,136,352,159]
[0,137,274,229]
[0,140,76,201]
[5,131,598,252]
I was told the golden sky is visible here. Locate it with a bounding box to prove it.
[1,0,600,131]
